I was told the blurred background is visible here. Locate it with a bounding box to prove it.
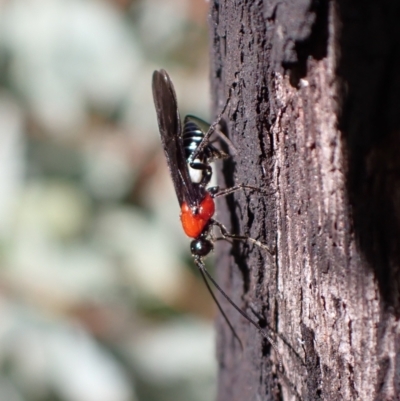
[0,0,218,400]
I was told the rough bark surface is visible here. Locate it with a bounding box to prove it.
[209,1,400,400]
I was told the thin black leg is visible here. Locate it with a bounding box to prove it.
[211,219,275,255]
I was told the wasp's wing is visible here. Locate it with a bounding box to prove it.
[152,70,200,207]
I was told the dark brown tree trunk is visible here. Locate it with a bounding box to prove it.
[209,1,400,400]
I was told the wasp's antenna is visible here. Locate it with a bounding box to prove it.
[196,260,244,352]
[194,256,282,371]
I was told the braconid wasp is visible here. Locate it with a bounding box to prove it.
[152,69,281,366]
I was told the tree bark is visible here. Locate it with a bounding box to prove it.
[209,1,400,400]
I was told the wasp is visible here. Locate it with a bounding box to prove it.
[152,69,280,361]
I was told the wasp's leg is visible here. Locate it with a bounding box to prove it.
[212,127,237,156]
[211,219,275,255]
[192,87,233,161]
[208,184,261,198]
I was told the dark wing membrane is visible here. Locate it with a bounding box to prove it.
[152,69,201,207]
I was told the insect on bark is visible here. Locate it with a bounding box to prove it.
[151,69,281,365]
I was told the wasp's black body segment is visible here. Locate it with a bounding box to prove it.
[183,115,226,163]
[152,69,205,208]
[183,117,206,161]
[152,69,226,204]
[183,115,228,187]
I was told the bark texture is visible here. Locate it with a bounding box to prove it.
[209,1,400,400]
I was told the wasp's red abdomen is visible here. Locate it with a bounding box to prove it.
[180,192,215,238]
